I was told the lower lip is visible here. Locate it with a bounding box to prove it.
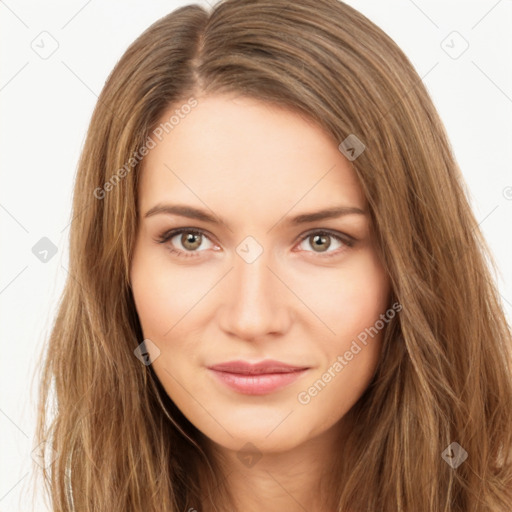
[208,369,309,395]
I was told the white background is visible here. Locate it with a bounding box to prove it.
[1,0,511,510]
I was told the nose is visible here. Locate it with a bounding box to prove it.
[217,246,292,342]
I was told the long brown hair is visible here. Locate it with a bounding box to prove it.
[32,0,512,510]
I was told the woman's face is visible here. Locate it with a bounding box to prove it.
[130,94,391,454]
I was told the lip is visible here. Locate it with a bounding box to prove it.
[207,359,310,395]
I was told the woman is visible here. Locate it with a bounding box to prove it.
[33,0,512,510]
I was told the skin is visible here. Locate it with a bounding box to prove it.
[130,94,391,512]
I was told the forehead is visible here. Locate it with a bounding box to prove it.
[138,94,367,222]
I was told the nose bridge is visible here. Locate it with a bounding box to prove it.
[219,237,289,339]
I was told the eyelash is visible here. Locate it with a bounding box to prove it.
[155,228,355,260]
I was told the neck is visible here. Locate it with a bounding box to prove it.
[196,417,351,512]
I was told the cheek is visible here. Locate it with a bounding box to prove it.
[130,247,209,337]
[131,270,171,337]
[295,249,389,397]
[339,258,389,338]
[322,252,389,405]
[293,248,390,340]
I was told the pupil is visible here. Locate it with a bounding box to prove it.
[183,233,201,250]
[312,234,330,252]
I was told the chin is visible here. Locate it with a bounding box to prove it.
[208,429,305,455]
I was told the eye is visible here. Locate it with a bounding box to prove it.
[156,228,218,258]
[155,228,355,259]
[295,230,354,258]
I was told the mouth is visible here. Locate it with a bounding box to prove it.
[207,360,310,395]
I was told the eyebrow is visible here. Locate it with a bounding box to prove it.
[144,203,367,228]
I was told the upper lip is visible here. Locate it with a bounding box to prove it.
[208,360,310,375]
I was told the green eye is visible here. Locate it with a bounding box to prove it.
[156,228,354,259]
